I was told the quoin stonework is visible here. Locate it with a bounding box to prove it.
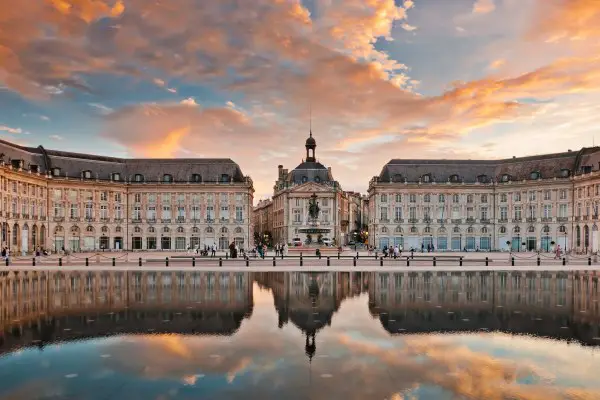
[0,139,254,254]
[368,148,600,253]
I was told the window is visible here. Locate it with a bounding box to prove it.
[500,193,507,203]
[543,190,551,201]
[450,174,459,183]
[543,204,552,218]
[499,226,507,234]
[452,194,459,203]
[514,192,521,202]
[163,174,173,183]
[163,227,170,233]
[85,204,93,219]
[115,193,122,202]
[394,207,402,221]
[395,194,402,202]
[559,225,567,233]
[500,206,507,220]
[467,194,473,203]
[162,205,171,219]
[177,226,185,233]
[409,194,416,203]
[134,226,141,233]
[235,206,243,221]
[560,169,570,178]
[380,207,388,220]
[422,174,431,183]
[477,175,488,183]
[133,206,141,220]
[52,167,61,176]
[220,174,230,183]
[530,171,540,180]
[161,193,170,203]
[134,174,144,182]
[481,194,488,203]
[134,193,141,203]
[393,174,403,182]
[480,207,488,220]
[501,174,510,182]
[528,191,536,201]
[83,170,92,179]
[191,174,202,183]
[559,204,568,218]
[380,194,388,203]
[315,176,321,183]
[220,206,229,220]
[322,198,329,206]
[100,205,108,219]
[514,206,522,220]
[438,194,445,203]
[100,191,107,201]
[409,207,416,220]
[424,194,430,203]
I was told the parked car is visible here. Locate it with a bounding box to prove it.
[292,237,303,247]
[322,237,332,246]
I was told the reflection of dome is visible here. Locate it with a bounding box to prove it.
[308,279,320,299]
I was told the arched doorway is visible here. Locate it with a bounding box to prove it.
[12,223,19,251]
[31,225,38,249]
[40,225,46,248]
[576,226,581,248]
[70,226,81,251]
[21,223,29,254]
[584,225,590,252]
[53,226,64,252]
[593,225,599,253]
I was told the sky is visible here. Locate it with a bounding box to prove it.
[1,0,600,201]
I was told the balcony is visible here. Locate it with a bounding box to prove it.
[498,218,508,223]
[234,219,244,224]
[341,219,349,226]
[437,219,446,224]
[380,218,390,223]
[146,218,156,224]
[22,214,29,219]
[512,218,521,223]
[190,218,201,223]
[321,221,331,225]
[53,217,64,222]
[85,217,95,222]
[394,218,404,223]
[593,215,599,220]
[557,217,569,222]
[541,217,552,222]
[70,217,80,222]
[219,218,229,223]
[451,219,461,224]
[161,219,171,223]
[526,218,536,223]
[408,218,418,224]
[132,218,142,223]
[574,216,580,221]
[114,218,123,223]
[177,217,185,223]
[100,217,110,223]
[206,218,215,224]
[13,213,20,219]
[582,215,589,221]
[480,218,490,224]
[423,218,432,224]
[466,217,475,223]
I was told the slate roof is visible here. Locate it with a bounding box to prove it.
[287,160,333,184]
[0,139,247,183]
[378,147,600,183]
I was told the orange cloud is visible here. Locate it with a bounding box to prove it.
[472,0,495,14]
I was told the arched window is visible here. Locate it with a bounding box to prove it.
[453,227,460,233]
[381,227,388,233]
[424,226,431,234]
[163,227,170,233]
[134,226,142,233]
[302,176,308,183]
[163,174,173,183]
[220,174,230,183]
[112,173,121,181]
[192,227,199,233]
[467,227,474,234]
[559,225,567,233]
[82,170,92,179]
[176,226,184,233]
[134,174,144,182]
[234,227,243,234]
[410,226,417,234]
[115,226,122,233]
[86,226,94,233]
[395,226,402,233]
[514,226,521,233]
[560,169,570,178]
[221,227,228,234]
[501,174,510,182]
[530,171,540,180]
[206,227,214,234]
[481,227,488,234]
[438,227,446,234]
[542,225,550,233]
[499,226,507,234]
[52,167,61,176]
[449,174,460,183]
[191,174,202,183]
[148,227,155,233]
[421,174,431,183]
[101,226,108,233]
[528,226,535,233]
[477,174,489,183]
[314,176,321,183]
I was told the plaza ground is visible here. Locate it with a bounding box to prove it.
[2,249,599,272]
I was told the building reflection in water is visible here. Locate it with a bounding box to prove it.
[0,270,253,353]
[368,271,600,345]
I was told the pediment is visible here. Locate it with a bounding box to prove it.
[291,182,331,193]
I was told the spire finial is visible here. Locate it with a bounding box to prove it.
[309,99,312,136]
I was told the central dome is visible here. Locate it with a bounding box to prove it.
[305,132,316,147]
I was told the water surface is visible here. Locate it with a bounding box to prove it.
[1,270,599,399]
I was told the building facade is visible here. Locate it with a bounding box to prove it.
[368,148,600,253]
[0,139,254,254]
[259,133,352,246]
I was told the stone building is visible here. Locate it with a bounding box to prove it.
[369,148,600,253]
[253,198,273,244]
[261,132,352,246]
[0,139,254,254]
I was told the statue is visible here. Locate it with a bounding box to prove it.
[308,193,320,220]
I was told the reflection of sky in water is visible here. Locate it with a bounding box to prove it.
[1,280,600,399]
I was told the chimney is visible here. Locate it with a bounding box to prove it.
[278,165,283,179]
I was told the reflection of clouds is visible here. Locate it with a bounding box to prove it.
[338,334,600,399]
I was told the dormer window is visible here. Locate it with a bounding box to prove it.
[82,170,93,179]
[134,174,144,182]
[52,167,61,177]
[392,174,403,182]
[501,174,511,182]
[315,176,321,183]
[581,165,592,174]
[163,174,173,183]
[422,174,431,183]
[220,174,230,183]
[560,169,570,178]
[530,171,540,180]
[449,174,460,183]
[301,176,308,183]
[11,159,23,169]
[112,173,121,181]
[30,164,39,173]
[191,174,202,183]
[477,174,489,183]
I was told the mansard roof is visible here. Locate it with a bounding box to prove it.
[0,139,248,183]
[378,148,599,183]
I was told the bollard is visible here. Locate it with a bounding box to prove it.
[588,257,592,266]
[32,257,36,266]
[59,258,62,266]
[5,258,8,266]
[337,252,340,260]
[407,258,410,267]
[218,257,222,267]
[281,252,284,260]
[375,251,378,259]
[459,257,463,267]
[353,257,356,267]
[327,256,331,266]
[300,257,303,267]
[433,257,436,267]
[112,257,116,267]
[138,257,142,267]
[356,252,359,259]
[86,257,89,266]
[192,257,196,267]
[226,253,229,260]
[562,257,566,266]
[380,257,383,267]
[246,258,249,267]
[319,252,322,260]
[273,257,276,267]
[511,257,515,266]
[166,257,169,267]
[537,257,540,266]
[485,257,489,266]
